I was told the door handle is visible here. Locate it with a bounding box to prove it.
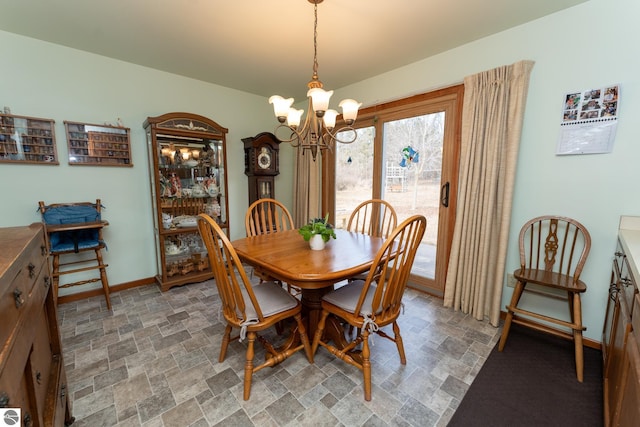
[440,182,450,207]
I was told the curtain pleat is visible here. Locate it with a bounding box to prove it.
[292,149,321,227]
[444,60,534,326]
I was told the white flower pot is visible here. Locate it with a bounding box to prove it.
[309,234,326,250]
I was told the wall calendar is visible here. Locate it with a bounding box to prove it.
[557,84,619,155]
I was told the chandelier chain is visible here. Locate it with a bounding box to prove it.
[314,3,318,77]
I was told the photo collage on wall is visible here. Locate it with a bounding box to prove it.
[557,84,620,155]
[563,85,619,122]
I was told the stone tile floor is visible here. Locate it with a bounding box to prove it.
[58,278,501,426]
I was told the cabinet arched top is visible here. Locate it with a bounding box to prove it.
[143,112,228,137]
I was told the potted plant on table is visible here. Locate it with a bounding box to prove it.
[298,213,337,250]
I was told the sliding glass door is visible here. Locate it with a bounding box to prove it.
[380,112,444,282]
[326,85,463,296]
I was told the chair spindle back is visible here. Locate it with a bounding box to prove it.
[355,214,426,320]
[519,215,591,285]
[245,198,295,237]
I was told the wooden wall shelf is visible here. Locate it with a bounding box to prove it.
[0,113,58,165]
[64,121,132,166]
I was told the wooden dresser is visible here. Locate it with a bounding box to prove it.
[0,224,74,426]
[602,216,640,426]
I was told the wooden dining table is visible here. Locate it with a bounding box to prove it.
[231,228,386,346]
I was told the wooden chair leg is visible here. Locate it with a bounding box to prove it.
[219,325,232,362]
[362,329,372,401]
[393,321,406,364]
[499,280,525,351]
[567,291,575,323]
[574,330,584,383]
[572,293,584,382]
[95,249,112,310]
[51,254,60,305]
[244,332,256,401]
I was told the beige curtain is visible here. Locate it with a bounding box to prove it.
[443,60,535,326]
[292,149,321,227]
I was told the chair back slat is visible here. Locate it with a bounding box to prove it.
[354,215,426,320]
[347,199,398,238]
[245,198,295,236]
[169,198,205,217]
[519,215,591,284]
[199,214,264,325]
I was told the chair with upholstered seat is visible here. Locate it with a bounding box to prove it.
[38,199,111,310]
[311,214,426,401]
[197,213,312,400]
[498,215,591,382]
[245,198,299,296]
[347,199,398,238]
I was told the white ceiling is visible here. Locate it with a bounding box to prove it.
[0,0,589,101]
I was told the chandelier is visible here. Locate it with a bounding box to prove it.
[268,0,362,161]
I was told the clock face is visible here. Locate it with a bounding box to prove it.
[257,147,272,170]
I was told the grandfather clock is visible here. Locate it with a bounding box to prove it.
[242,132,280,205]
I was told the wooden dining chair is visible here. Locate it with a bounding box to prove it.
[345,199,398,286]
[245,198,299,296]
[197,214,312,400]
[39,199,112,310]
[311,215,426,401]
[347,199,398,238]
[245,198,295,236]
[498,215,592,382]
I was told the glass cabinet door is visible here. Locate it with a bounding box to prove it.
[144,113,229,292]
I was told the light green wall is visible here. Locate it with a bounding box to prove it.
[1,0,637,340]
[0,31,295,289]
[335,0,639,340]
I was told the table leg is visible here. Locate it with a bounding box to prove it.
[300,288,325,337]
[300,287,349,350]
[272,286,352,357]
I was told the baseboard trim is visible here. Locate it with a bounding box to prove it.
[57,276,156,305]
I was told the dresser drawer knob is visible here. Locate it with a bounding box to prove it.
[13,289,24,308]
[0,392,9,407]
[28,262,36,278]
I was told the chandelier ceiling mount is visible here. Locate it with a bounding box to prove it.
[268,0,361,160]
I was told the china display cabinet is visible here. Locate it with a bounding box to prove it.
[144,112,229,292]
[0,113,58,164]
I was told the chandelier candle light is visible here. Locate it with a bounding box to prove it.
[269,0,362,161]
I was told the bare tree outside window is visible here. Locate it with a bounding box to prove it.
[335,127,374,228]
[383,113,444,219]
